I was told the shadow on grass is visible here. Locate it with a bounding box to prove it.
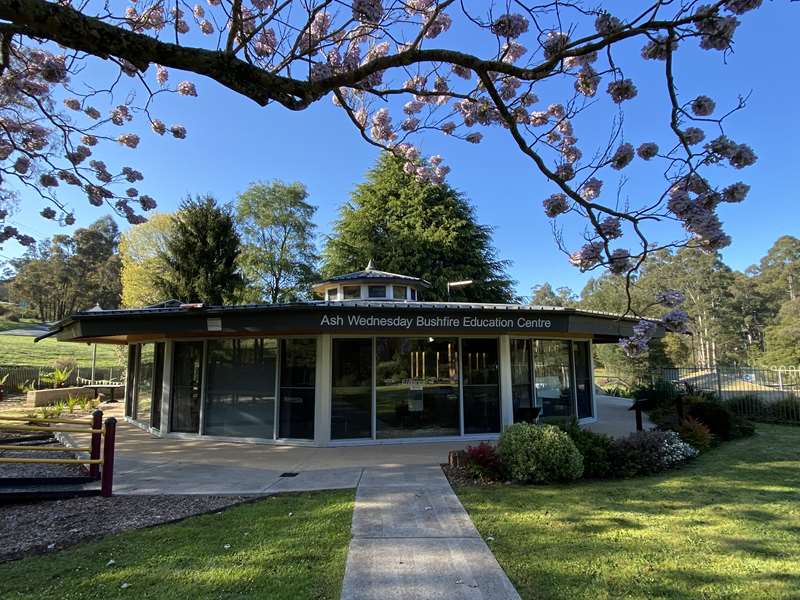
[457,425,800,600]
[0,490,354,600]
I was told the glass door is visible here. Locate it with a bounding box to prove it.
[278,338,317,439]
[151,342,165,430]
[331,338,373,440]
[170,341,204,433]
[573,341,593,419]
[461,338,501,434]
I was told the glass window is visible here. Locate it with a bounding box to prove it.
[375,337,459,439]
[278,338,317,439]
[343,285,361,299]
[170,341,204,433]
[393,285,407,300]
[511,339,537,423]
[326,288,338,301]
[410,288,417,300]
[533,340,575,421]
[151,343,165,430]
[331,338,373,439]
[125,345,137,418]
[462,338,501,434]
[368,285,386,298]
[204,338,277,438]
[573,341,593,419]
[135,344,155,425]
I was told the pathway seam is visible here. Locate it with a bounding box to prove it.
[340,465,521,600]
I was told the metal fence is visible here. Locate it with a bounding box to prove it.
[596,366,800,425]
[0,365,123,393]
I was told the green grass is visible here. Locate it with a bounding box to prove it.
[0,316,41,332]
[457,424,800,600]
[0,490,354,599]
[0,334,122,369]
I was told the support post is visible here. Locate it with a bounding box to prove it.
[89,409,103,479]
[715,366,723,401]
[634,403,643,432]
[100,417,116,497]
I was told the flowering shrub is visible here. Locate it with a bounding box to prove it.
[558,419,615,479]
[465,442,502,480]
[609,430,698,478]
[498,423,584,483]
[679,416,714,451]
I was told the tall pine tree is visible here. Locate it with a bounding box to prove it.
[157,196,243,304]
[323,154,515,303]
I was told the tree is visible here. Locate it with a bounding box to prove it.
[156,196,243,305]
[8,216,121,320]
[748,236,800,316]
[530,283,577,307]
[0,0,763,316]
[119,213,175,308]
[761,299,800,366]
[323,154,515,303]
[236,181,318,303]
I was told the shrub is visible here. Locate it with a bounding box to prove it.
[497,423,584,484]
[769,397,800,423]
[7,314,19,323]
[558,419,614,479]
[65,395,80,414]
[679,416,714,451]
[464,442,502,480]
[609,430,698,478]
[687,401,754,441]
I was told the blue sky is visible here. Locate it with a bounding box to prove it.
[3,2,798,297]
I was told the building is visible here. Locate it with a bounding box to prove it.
[39,264,655,447]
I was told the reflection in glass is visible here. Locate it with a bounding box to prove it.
[393,286,407,300]
[462,338,501,433]
[151,343,165,430]
[125,345,137,418]
[511,339,536,422]
[204,338,277,438]
[135,344,155,425]
[375,337,459,439]
[331,338,372,439]
[533,340,575,420]
[170,341,204,433]
[573,341,593,419]
[343,286,360,299]
[279,338,317,439]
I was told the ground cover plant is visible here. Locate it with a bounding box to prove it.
[0,490,355,600]
[457,424,800,600]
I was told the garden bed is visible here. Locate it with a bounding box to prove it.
[0,494,251,562]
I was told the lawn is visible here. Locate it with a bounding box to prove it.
[457,424,800,600]
[0,334,122,369]
[0,316,41,332]
[0,490,355,600]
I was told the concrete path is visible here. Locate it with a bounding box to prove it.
[586,394,654,438]
[340,465,521,600]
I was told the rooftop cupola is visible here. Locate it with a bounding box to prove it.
[312,261,430,302]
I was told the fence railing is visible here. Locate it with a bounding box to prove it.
[0,365,123,393]
[596,366,800,425]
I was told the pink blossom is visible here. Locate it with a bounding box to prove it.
[543,32,570,59]
[41,207,57,219]
[569,241,604,271]
[370,108,395,141]
[607,79,637,103]
[682,127,705,145]
[441,122,456,135]
[529,111,548,127]
[491,14,528,39]
[543,193,569,218]
[722,182,749,202]
[117,133,140,148]
[595,12,624,36]
[637,142,659,160]
[691,95,716,116]
[110,105,132,125]
[696,6,738,51]
[155,65,169,85]
[126,187,139,197]
[85,107,101,120]
[598,216,622,239]
[199,20,214,34]
[465,132,483,144]
[556,164,575,181]
[64,98,81,111]
[425,12,452,39]
[608,249,631,274]
[254,29,277,56]
[170,124,187,139]
[574,66,599,97]
[352,0,383,24]
[39,173,59,187]
[610,143,634,170]
[579,177,603,200]
[724,0,763,15]
[641,35,677,60]
[151,119,166,135]
[501,41,527,63]
[14,156,30,174]
[139,195,157,210]
[122,167,144,182]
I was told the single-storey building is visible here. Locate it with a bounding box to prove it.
[39,264,655,447]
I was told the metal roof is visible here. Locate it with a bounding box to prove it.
[312,261,431,290]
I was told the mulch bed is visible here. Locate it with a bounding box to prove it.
[0,494,250,562]
[1,439,251,562]
[442,464,509,488]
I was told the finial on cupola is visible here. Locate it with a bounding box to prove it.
[365,258,375,271]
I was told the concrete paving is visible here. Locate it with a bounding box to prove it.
[56,394,642,495]
[586,394,654,438]
[341,465,520,600]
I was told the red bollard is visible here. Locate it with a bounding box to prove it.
[89,409,103,479]
[100,417,117,498]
